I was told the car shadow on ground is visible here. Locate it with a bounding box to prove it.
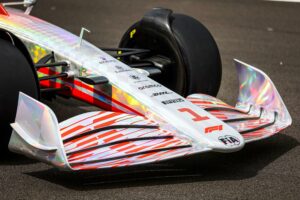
[24,133,298,190]
[1,97,298,189]
[0,153,37,165]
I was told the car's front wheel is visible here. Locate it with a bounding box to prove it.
[0,37,39,154]
[119,8,222,97]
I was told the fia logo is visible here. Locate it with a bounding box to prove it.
[218,135,240,146]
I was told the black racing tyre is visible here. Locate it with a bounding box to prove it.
[0,38,39,154]
[119,11,222,97]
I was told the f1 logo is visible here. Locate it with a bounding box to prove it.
[205,125,223,134]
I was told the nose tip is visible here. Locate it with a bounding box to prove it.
[218,135,241,146]
[210,134,245,153]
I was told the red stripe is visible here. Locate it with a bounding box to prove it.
[125,145,150,154]
[93,112,121,124]
[60,112,101,132]
[154,139,179,149]
[71,87,118,112]
[68,152,93,161]
[62,125,87,138]
[73,79,143,116]
[68,141,98,159]
[68,129,118,148]
[138,151,158,159]
[0,4,9,16]
[68,116,136,149]
[64,119,121,148]
[64,113,122,142]
[76,138,98,148]
[38,68,143,115]
[117,144,136,152]
[112,160,131,168]
[38,68,63,88]
[67,119,131,152]
[141,149,178,159]
[104,133,124,143]
[123,138,171,154]
[110,142,130,149]
[135,129,160,138]
[96,129,118,139]
[68,120,159,152]
[38,67,119,112]
[69,130,169,162]
[190,100,214,105]
[93,118,120,129]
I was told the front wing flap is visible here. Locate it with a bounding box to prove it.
[9,93,203,171]
[187,59,292,143]
[9,60,292,170]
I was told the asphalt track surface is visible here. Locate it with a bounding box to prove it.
[1,0,300,199]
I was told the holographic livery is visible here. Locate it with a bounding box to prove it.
[0,4,291,170]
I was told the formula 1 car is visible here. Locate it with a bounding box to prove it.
[0,1,291,171]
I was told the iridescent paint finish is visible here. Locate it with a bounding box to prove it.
[4,7,292,170]
[0,8,150,115]
[59,111,194,170]
[9,93,200,171]
[9,93,70,170]
[235,59,291,124]
[186,60,292,143]
[0,9,246,154]
[25,42,49,63]
[234,59,292,142]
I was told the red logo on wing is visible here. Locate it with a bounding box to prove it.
[205,125,223,134]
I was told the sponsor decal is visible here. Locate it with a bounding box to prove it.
[162,98,184,105]
[128,74,148,83]
[115,65,123,70]
[218,135,240,146]
[79,67,93,77]
[138,84,162,90]
[99,56,116,64]
[114,65,133,73]
[151,91,172,97]
[129,74,141,80]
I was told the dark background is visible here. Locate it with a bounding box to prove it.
[1,0,299,199]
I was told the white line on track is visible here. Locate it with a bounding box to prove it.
[265,0,300,2]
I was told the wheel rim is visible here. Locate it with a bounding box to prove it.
[119,23,188,96]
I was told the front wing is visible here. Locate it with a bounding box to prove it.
[8,60,292,171]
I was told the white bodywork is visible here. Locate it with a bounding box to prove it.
[0,6,291,170]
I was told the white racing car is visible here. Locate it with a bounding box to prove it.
[0,1,291,171]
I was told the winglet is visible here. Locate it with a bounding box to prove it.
[9,92,70,170]
[234,59,291,125]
